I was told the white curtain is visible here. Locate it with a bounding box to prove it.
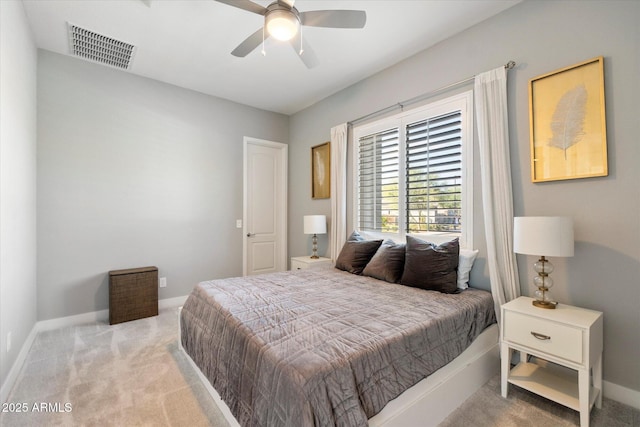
[474,67,520,323]
[330,123,348,262]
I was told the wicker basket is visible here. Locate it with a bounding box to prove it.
[109,266,158,325]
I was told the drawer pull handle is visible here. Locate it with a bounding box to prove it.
[531,332,551,340]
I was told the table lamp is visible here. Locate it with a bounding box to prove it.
[513,216,574,309]
[304,215,326,259]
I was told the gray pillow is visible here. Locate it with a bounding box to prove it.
[335,239,383,274]
[347,230,365,241]
[400,236,459,293]
[362,239,406,283]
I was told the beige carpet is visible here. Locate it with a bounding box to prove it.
[441,374,639,427]
[2,306,638,426]
[1,307,230,427]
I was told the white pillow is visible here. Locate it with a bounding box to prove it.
[457,249,479,289]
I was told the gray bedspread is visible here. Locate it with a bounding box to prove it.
[180,267,495,427]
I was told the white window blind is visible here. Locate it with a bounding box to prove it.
[405,111,462,233]
[358,128,399,232]
[354,92,473,246]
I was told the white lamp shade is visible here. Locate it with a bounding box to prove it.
[514,216,574,257]
[304,215,326,235]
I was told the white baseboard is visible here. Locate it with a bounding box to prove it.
[36,294,188,332]
[604,380,640,410]
[1,294,189,403]
[159,295,188,310]
[37,308,109,332]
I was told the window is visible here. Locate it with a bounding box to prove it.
[353,91,473,247]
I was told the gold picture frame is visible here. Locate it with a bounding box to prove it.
[529,56,608,182]
[311,142,330,199]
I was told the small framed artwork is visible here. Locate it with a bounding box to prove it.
[529,56,608,182]
[311,142,330,199]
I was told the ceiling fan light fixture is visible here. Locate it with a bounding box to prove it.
[216,0,366,68]
[265,9,299,41]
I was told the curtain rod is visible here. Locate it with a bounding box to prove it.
[348,60,516,126]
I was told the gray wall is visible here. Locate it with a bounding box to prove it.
[37,51,289,320]
[289,1,639,392]
[0,0,38,393]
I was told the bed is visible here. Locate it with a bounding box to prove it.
[179,262,497,427]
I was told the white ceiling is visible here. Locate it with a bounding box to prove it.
[22,0,520,115]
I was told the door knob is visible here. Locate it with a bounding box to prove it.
[247,233,254,237]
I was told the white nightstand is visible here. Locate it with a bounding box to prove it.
[290,256,332,270]
[500,297,603,427]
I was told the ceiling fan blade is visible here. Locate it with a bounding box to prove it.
[291,33,318,69]
[300,10,366,29]
[278,0,295,7]
[231,28,267,57]
[213,0,267,16]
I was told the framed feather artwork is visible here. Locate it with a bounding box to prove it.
[529,56,608,182]
[311,142,330,199]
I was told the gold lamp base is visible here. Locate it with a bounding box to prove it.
[532,300,557,309]
[531,256,558,309]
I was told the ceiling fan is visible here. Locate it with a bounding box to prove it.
[214,0,366,68]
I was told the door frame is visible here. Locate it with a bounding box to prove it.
[243,137,288,276]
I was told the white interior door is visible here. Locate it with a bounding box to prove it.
[243,137,287,276]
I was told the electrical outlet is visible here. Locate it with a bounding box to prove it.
[236,219,242,228]
[7,332,11,353]
[159,277,167,288]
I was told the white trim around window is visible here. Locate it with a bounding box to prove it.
[352,91,474,248]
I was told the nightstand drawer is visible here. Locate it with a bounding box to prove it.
[504,311,583,363]
[291,259,308,270]
[290,256,332,270]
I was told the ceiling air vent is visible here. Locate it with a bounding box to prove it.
[68,24,135,70]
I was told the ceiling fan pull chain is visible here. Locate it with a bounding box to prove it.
[299,27,304,56]
[261,26,266,56]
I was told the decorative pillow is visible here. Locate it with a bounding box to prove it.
[400,236,460,294]
[457,249,479,290]
[362,239,406,283]
[347,230,365,241]
[335,239,383,275]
